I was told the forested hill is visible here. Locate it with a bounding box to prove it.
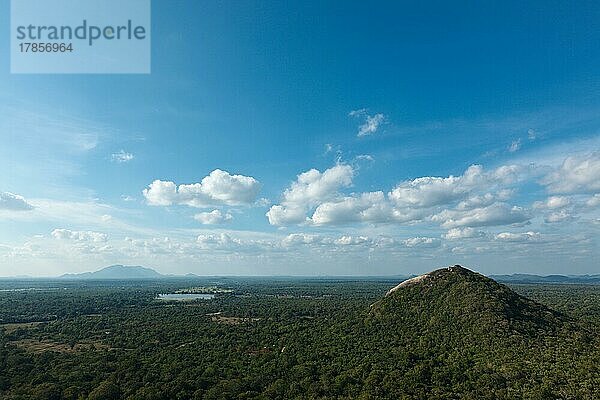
[370,265,567,337]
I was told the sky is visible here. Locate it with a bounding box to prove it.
[0,0,599,276]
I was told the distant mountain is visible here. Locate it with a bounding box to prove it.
[59,265,163,280]
[371,265,566,337]
[492,273,600,284]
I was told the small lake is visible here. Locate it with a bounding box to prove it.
[156,293,215,301]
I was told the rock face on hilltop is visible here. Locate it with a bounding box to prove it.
[371,265,566,337]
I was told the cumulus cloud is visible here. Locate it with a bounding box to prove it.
[51,229,108,242]
[544,209,573,223]
[542,152,600,194]
[334,235,371,246]
[280,233,440,251]
[494,231,542,243]
[265,205,308,226]
[194,210,233,225]
[0,192,34,211]
[195,233,257,251]
[111,150,134,163]
[442,227,486,240]
[310,192,426,226]
[144,169,261,208]
[456,193,495,210]
[533,196,571,210]
[266,165,354,225]
[456,190,513,210]
[432,203,531,229]
[532,196,574,224]
[281,233,324,247]
[389,165,520,208]
[312,192,389,225]
[389,168,479,208]
[268,163,529,228]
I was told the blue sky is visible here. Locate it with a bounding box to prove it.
[1,0,599,276]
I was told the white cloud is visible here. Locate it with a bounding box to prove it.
[355,154,375,162]
[403,237,441,248]
[586,194,600,207]
[281,233,324,247]
[0,192,33,211]
[196,233,245,250]
[311,192,389,225]
[533,196,571,210]
[544,209,573,223]
[310,192,426,226]
[268,163,529,228]
[432,203,531,229]
[194,210,233,225]
[494,231,542,243]
[350,110,386,137]
[389,165,520,209]
[456,193,496,210]
[358,113,385,137]
[334,235,371,246]
[111,150,134,163]
[143,180,178,206]
[442,227,486,240]
[2,222,596,276]
[456,190,513,210]
[389,169,477,208]
[281,233,440,250]
[508,138,522,152]
[144,169,261,208]
[542,152,600,194]
[532,196,574,224]
[266,164,353,225]
[51,228,108,242]
[265,205,309,226]
[348,109,367,117]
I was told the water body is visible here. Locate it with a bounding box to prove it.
[157,293,215,301]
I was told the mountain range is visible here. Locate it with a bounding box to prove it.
[1,264,599,282]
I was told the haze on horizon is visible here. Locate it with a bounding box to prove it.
[1,1,599,277]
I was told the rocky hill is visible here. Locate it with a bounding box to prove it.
[370,265,567,337]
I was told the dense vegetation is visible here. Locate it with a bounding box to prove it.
[1,269,599,399]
